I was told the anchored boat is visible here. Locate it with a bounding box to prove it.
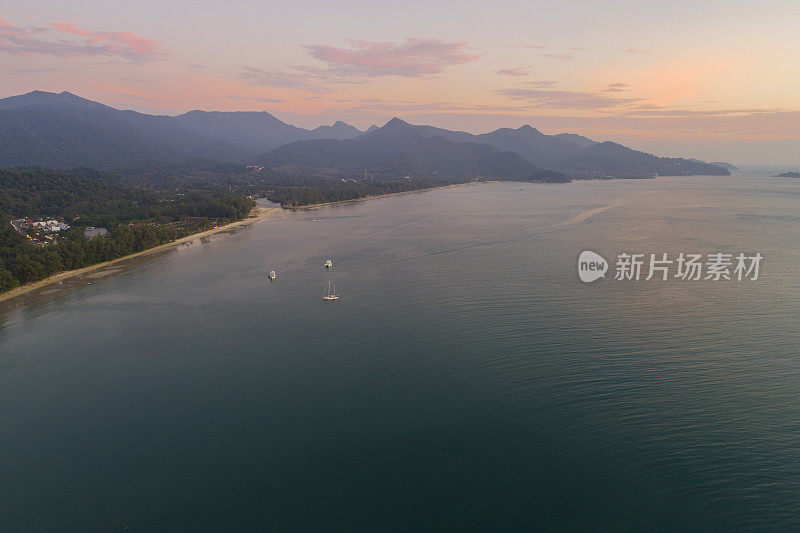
[322,281,339,301]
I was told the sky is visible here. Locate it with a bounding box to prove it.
[1,0,799,165]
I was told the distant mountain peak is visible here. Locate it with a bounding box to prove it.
[0,90,108,111]
[517,124,544,135]
[384,117,411,128]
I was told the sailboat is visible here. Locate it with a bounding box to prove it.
[268,270,276,280]
[322,281,340,301]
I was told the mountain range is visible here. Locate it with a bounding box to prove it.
[0,90,730,178]
[260,117,565,181]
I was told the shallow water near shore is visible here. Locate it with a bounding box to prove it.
[1,175,798,530]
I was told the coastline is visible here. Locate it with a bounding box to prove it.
[287,181,479,210]
[0,206,280,304]
[2,182,478,304]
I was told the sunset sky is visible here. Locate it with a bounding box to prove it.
[2,0,798,165]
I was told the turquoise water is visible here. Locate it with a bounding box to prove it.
[1,175,798,530]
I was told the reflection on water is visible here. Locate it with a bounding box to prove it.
[1,176,798,530]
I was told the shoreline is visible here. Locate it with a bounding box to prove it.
[2,182,478,304]
[0,206,280,304]
[287,181,479,210]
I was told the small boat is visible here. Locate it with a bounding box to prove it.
[268,270,276,280]
[324,259,333,269]
[322,281,339,301]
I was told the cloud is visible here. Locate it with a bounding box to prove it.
[5,67,62,74]
[0,14,167,63]
[496,68,531,77]
[304,38,480,78]
[237,65,346,92]
[603,82,630,92]
[626,48,651,55]
[569,46,589,51]
[527,80,558,88]
[626,106,786,118]
[496,88,641,110]
[541,53,574,60]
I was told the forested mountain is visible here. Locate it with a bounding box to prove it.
[0,92,249,169]
[176,112,363,154]
[0,90,729,177]
[176,110,310,154]
[336,121,729,178]
[0,91,363,169]
[553,142,730,177]
[259,118,568,182]
[308,120,363,140]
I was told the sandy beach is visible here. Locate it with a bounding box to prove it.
[0,206,281,304]
[0,183,475,305]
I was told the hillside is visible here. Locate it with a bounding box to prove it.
[0,92,248,168]
[176,112,362,153]
[259,118,568,182]
[0,91,363,169]
[0,91,729,178]
[556,142,731,177]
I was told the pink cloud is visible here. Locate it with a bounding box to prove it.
[496,88,641,110]
[305,38,480,78]
[0,14,167,63]
[496,68,531,77]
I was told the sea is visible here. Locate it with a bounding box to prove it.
[1,173,798,530]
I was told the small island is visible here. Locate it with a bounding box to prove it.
[773,172,800,178]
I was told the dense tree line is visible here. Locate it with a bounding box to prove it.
[0,167,254,226]
[0,167,255,292]
[0,158,563,293]
[0,223,198,292]
[262,176,465,207]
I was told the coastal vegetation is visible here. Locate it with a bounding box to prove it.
[0,168,254,292]
[262,175,465,207]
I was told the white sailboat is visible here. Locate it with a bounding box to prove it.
[322,281,339,301]
[268,270,276,280]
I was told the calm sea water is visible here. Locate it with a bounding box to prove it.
[1,175,798,530]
